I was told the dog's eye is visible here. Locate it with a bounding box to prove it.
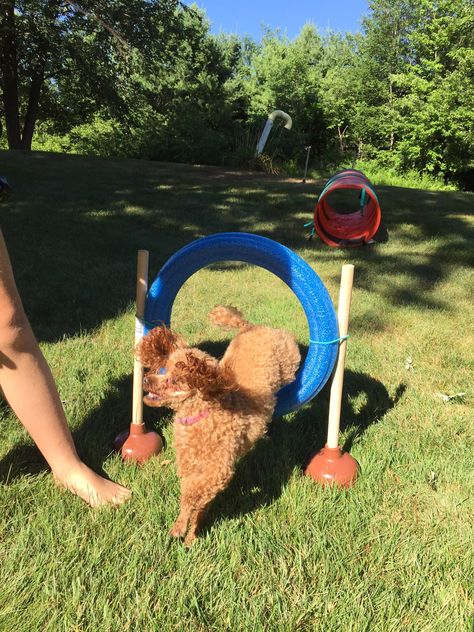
[158,367,167,375]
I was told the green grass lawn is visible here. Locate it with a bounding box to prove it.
[0,150,473,631]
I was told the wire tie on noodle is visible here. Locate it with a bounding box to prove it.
[304,220,315,239]
[310,334,349,345]
[135,314,163,329]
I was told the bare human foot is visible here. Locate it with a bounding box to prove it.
[54,462,131,507]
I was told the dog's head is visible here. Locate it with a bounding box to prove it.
[135,325,186,372]
[137,326,237,408]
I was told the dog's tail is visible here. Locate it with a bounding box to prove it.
[209,305,251,330]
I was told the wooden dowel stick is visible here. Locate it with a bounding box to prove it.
[132,250,149,426]
[326,264,354,449]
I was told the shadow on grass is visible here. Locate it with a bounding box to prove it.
[1,151,473,343]
[0,366,405,534]
[204,369,407,532]
[0,374,169,484]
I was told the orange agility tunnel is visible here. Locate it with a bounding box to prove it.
[313,169,381,247]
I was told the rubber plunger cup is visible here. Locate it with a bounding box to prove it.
[117,249,163,463]
[305,264,359,486]
[122,423,163,465]
[305,445,358,488]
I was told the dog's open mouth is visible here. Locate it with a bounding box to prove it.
[144,391,161,402]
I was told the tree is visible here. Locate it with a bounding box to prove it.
[319,33,364,157]
[391,0,474,175]
[356,0,417,156]
[0,0,189,150]
[242,24,327,157]
[357,0,474,175]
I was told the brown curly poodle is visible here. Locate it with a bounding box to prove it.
[136,305,300,545]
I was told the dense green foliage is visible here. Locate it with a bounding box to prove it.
[1,0,473,183]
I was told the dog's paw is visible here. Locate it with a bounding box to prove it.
[183,531,197,547]
[169,520,187,538]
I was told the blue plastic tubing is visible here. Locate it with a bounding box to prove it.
[144,233,338,417]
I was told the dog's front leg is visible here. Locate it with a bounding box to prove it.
[183,505,210,547]
[182,475,232,545]
[169,492,191,538]
[170,486,211,545]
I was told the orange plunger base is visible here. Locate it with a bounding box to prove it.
[305,445,359,488]
[116,423,163,464]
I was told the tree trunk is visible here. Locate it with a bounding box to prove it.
[0,0,22,149]
[337,124,348,153]
[21,58,47,150]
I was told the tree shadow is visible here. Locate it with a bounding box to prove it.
[1,150,472,344]
[372,221,389,244]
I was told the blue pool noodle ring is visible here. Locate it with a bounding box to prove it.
[144,233,338,416]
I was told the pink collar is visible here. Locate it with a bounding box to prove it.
[175,410,209,426]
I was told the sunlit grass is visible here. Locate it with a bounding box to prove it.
[307,160,457,191]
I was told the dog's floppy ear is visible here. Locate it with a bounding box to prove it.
[135,326,186,369]
[174,351,238,400]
